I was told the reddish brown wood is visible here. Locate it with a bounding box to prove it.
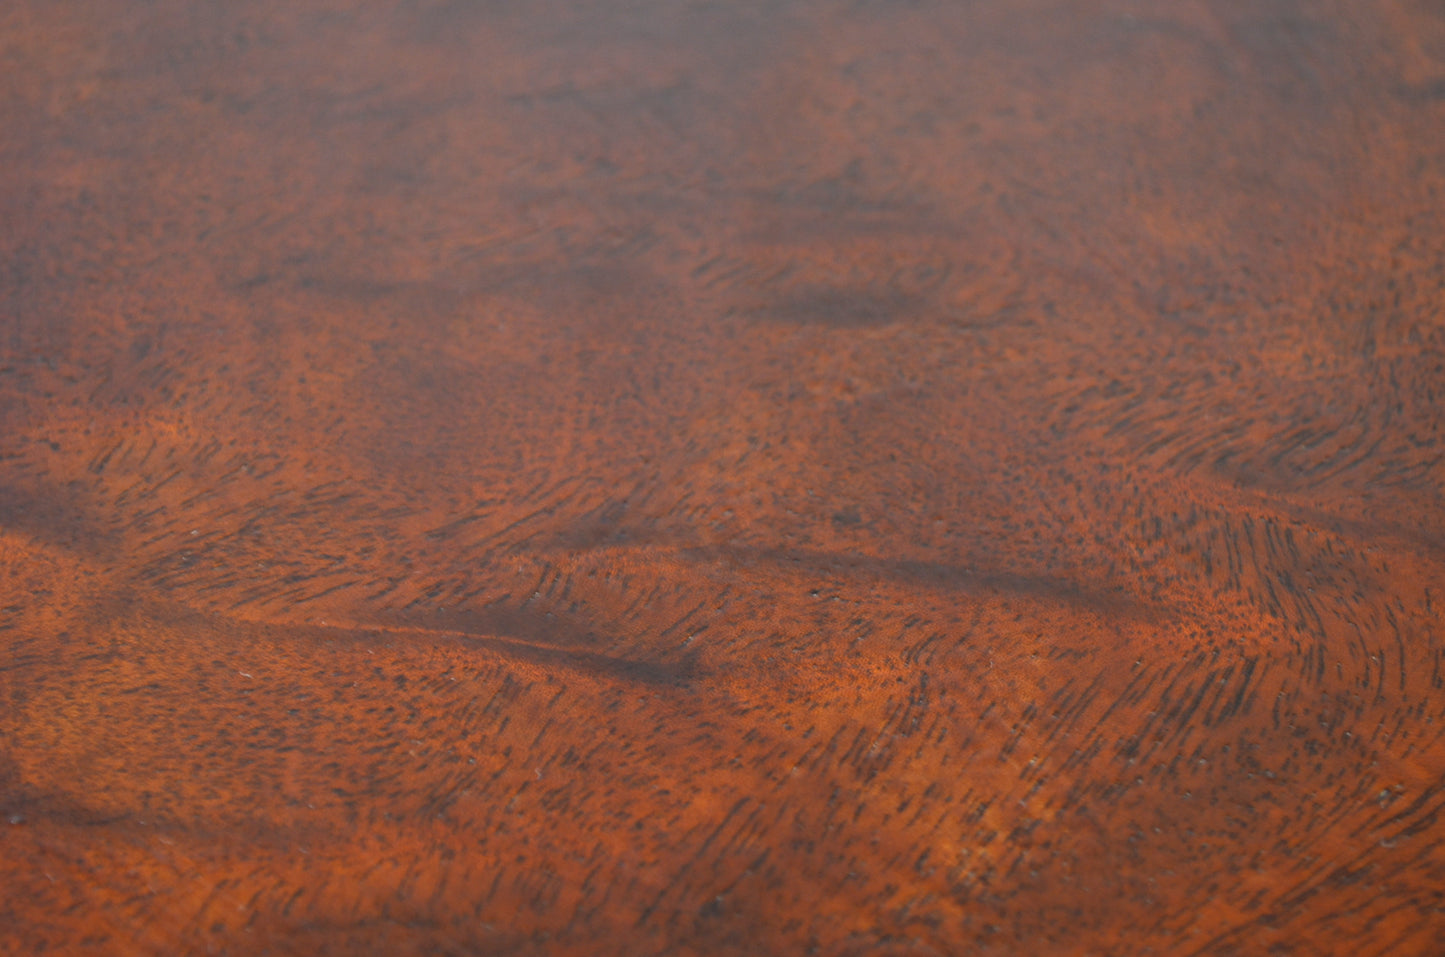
[2,0,1444,953]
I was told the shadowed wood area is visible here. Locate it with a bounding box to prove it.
[2,0,1444,953]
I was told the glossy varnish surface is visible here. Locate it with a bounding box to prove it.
[2,1,1444,953]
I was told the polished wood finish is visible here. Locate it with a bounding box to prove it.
[3,1,1444,953]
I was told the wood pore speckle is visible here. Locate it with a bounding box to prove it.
[2,0,1444,954]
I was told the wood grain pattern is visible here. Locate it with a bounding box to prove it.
[2,0,1443,953]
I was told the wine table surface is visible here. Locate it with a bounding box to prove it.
[2,1,1444,954]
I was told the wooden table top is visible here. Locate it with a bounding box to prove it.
[2,1,1443,954]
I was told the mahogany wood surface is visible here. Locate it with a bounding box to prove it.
[3,0,1444,954]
